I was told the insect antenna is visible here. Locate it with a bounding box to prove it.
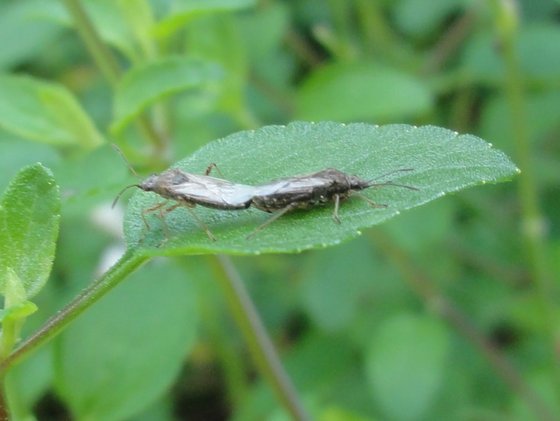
[111,144,143,208]
[369,181,419,190]
[112,144,140,177]
[112,184,141,208]
[366,168,419,190]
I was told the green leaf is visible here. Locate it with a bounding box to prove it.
[153,0,256,39]
[54,260,198,421]
[111,57,224,134]
[366,314,450,421]
[0,75,104,149]
[480,90,560,157]
[296,62,433,121]
[0,0,64,69]
[182,14,248,117]
[301,238,378,332]
[0,163,61,298]
[393,0,464,37]
[38,0,146,61]
[123,122,518,255]
[117,0,157,59]
[462,24,560,85]
[82,0,139,61]
[0,135,60,193]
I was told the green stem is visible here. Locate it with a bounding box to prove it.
[327,0,353,56]
[0,320,20,361]
[0,380,7,421]
[62,0,167,154]
[191,261,248,407]
[354,0,406,63]
[423,10,476,74]
[62,0,121,86]
[284,29,323,67]
[497,2,559,378]
[0,251,148,375]
[4,372,29,420]
[213,255,311,421]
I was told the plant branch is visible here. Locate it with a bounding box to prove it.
[496,0,560,382]
[0,251,148,374]
[354,0,408,63]
[212,255,311,421]
[0,380,7,421]
[62,0,121,86]
[62,0,168,154]
[423,10,476,74]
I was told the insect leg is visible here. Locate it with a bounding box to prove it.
[332,194,341,224]
[183,206,217,241]
[144,202,216,241]
[204,163,224,177]
[353,193,388,208]
[141,201,168,229]
[157,203,186,238]
[246,203,299,240]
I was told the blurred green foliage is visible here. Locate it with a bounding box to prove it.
[0,0,559,420]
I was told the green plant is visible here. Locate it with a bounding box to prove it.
[0,1,558,420]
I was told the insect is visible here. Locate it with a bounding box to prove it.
[246,168,418,238]
[113,147,417,241]
[113,164,256,241]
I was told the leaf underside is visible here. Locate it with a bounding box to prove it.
[123,122,518,255]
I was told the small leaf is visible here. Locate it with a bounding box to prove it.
[122,122,518,255]
[54,260,198,421]
[366,314,450,421]
[296,62,433,121]
[0,301,38,323]
[0,163,61,298]
[153,0,256,39]
[111,57,224,134]
[0,75,104,149]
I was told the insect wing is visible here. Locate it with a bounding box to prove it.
[253,176,330,196]
[172,174,255,208]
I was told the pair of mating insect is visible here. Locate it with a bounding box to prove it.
[114,162,418,241]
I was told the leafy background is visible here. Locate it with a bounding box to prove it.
[0,0,559,420]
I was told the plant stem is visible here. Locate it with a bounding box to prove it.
[62,0,167,154]
[497,1,559,380]
[423,10,476,74]
[212,255,311,421]
[354,0,406,63]
[0,251,148,375]
[284,29,323,67]
[371,229,557,421]
[190,261,248,407]
[62,0,121,86]
[0,379,7,421]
